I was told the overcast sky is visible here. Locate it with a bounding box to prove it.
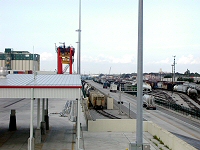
[1,0,200,74]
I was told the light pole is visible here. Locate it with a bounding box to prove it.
[130,0,144,149]
[76,1,82,150]
[76,0,81,74]
[173,56,176,82]
[171,64,174,84]
[118,84,122,115]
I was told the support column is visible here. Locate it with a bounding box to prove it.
[28,88,35,150]
[35,98,41,144]
[45,98,49,130]
[69,101,76,122]
[41,98,46,135]
[76,88,81,150]
[9,109,17,131]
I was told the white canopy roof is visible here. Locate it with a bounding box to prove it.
[0,74,82,99]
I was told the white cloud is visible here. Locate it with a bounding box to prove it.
[82,54,136,64]
[40,52,55,61]
[149,58,171,64]
[177,55,200,65]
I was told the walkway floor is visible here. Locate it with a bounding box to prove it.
[0,98,159,150]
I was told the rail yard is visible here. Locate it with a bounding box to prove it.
[83,79,200,149]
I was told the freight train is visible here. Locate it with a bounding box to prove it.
[82,81,106,109]
[147,81,198,99]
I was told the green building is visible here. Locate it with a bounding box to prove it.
[0,48,40,71]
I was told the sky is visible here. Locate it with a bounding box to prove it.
[1,0,200,74]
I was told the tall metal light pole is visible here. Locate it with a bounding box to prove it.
[129,0,144,149]
[136,0,143,147]
[171,64,174,84]
[173,56,176,82]
[76,1,82,150]
[76,0,81,74]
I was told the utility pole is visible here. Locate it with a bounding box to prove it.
[173,56,176,82]
[109,67,111,75]
[171,64,174,84]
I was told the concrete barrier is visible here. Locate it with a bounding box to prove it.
[88,119,137,132]
[147,121,197,150]
[88,119,197,150]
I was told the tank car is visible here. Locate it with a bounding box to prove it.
[143,83,152,92]
[187,88,198,98]
[173,84,188,93]
[143,94,156,110]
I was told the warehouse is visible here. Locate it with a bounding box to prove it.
[0,48,40,72]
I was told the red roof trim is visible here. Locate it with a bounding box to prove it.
[0,86,82,89]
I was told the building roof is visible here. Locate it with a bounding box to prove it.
[0,74,82,99]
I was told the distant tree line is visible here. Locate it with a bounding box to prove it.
[177,77,194,82]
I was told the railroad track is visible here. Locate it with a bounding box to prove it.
[150,90,175,103]
[177,93,200,111]
[95,110,121,119]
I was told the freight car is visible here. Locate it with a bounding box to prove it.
[89,90,106,109]
[148,80,198,99]
[143,94,156,110]
[122,82,152,92]
[173,84,198,99]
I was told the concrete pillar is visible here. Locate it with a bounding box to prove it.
[9,109,17,131]
[44,109,49,130]
[28,138,35,150]
[45,98,49,130]
[41,122,46,135]
[35,98,41,144]
[28,88,35,150]
[41,98,46,135]
[34,129,41,144]
[42,98,45,122]
[37,98,40,129]
[69,101,76,122]
[46,98,48,113]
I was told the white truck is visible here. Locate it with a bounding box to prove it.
[110,83,117,93]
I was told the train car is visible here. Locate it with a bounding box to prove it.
[89,90,106,109]
[157,82,163,89]
[143,83,152,92]
[147,81,158,89]
[187,88,198,99]
[123,82,151,92]
[173,84,188,93]
[143,94,156,110]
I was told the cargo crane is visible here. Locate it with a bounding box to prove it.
[56,43,75,74]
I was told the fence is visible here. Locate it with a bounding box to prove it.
[155,98,200,119]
